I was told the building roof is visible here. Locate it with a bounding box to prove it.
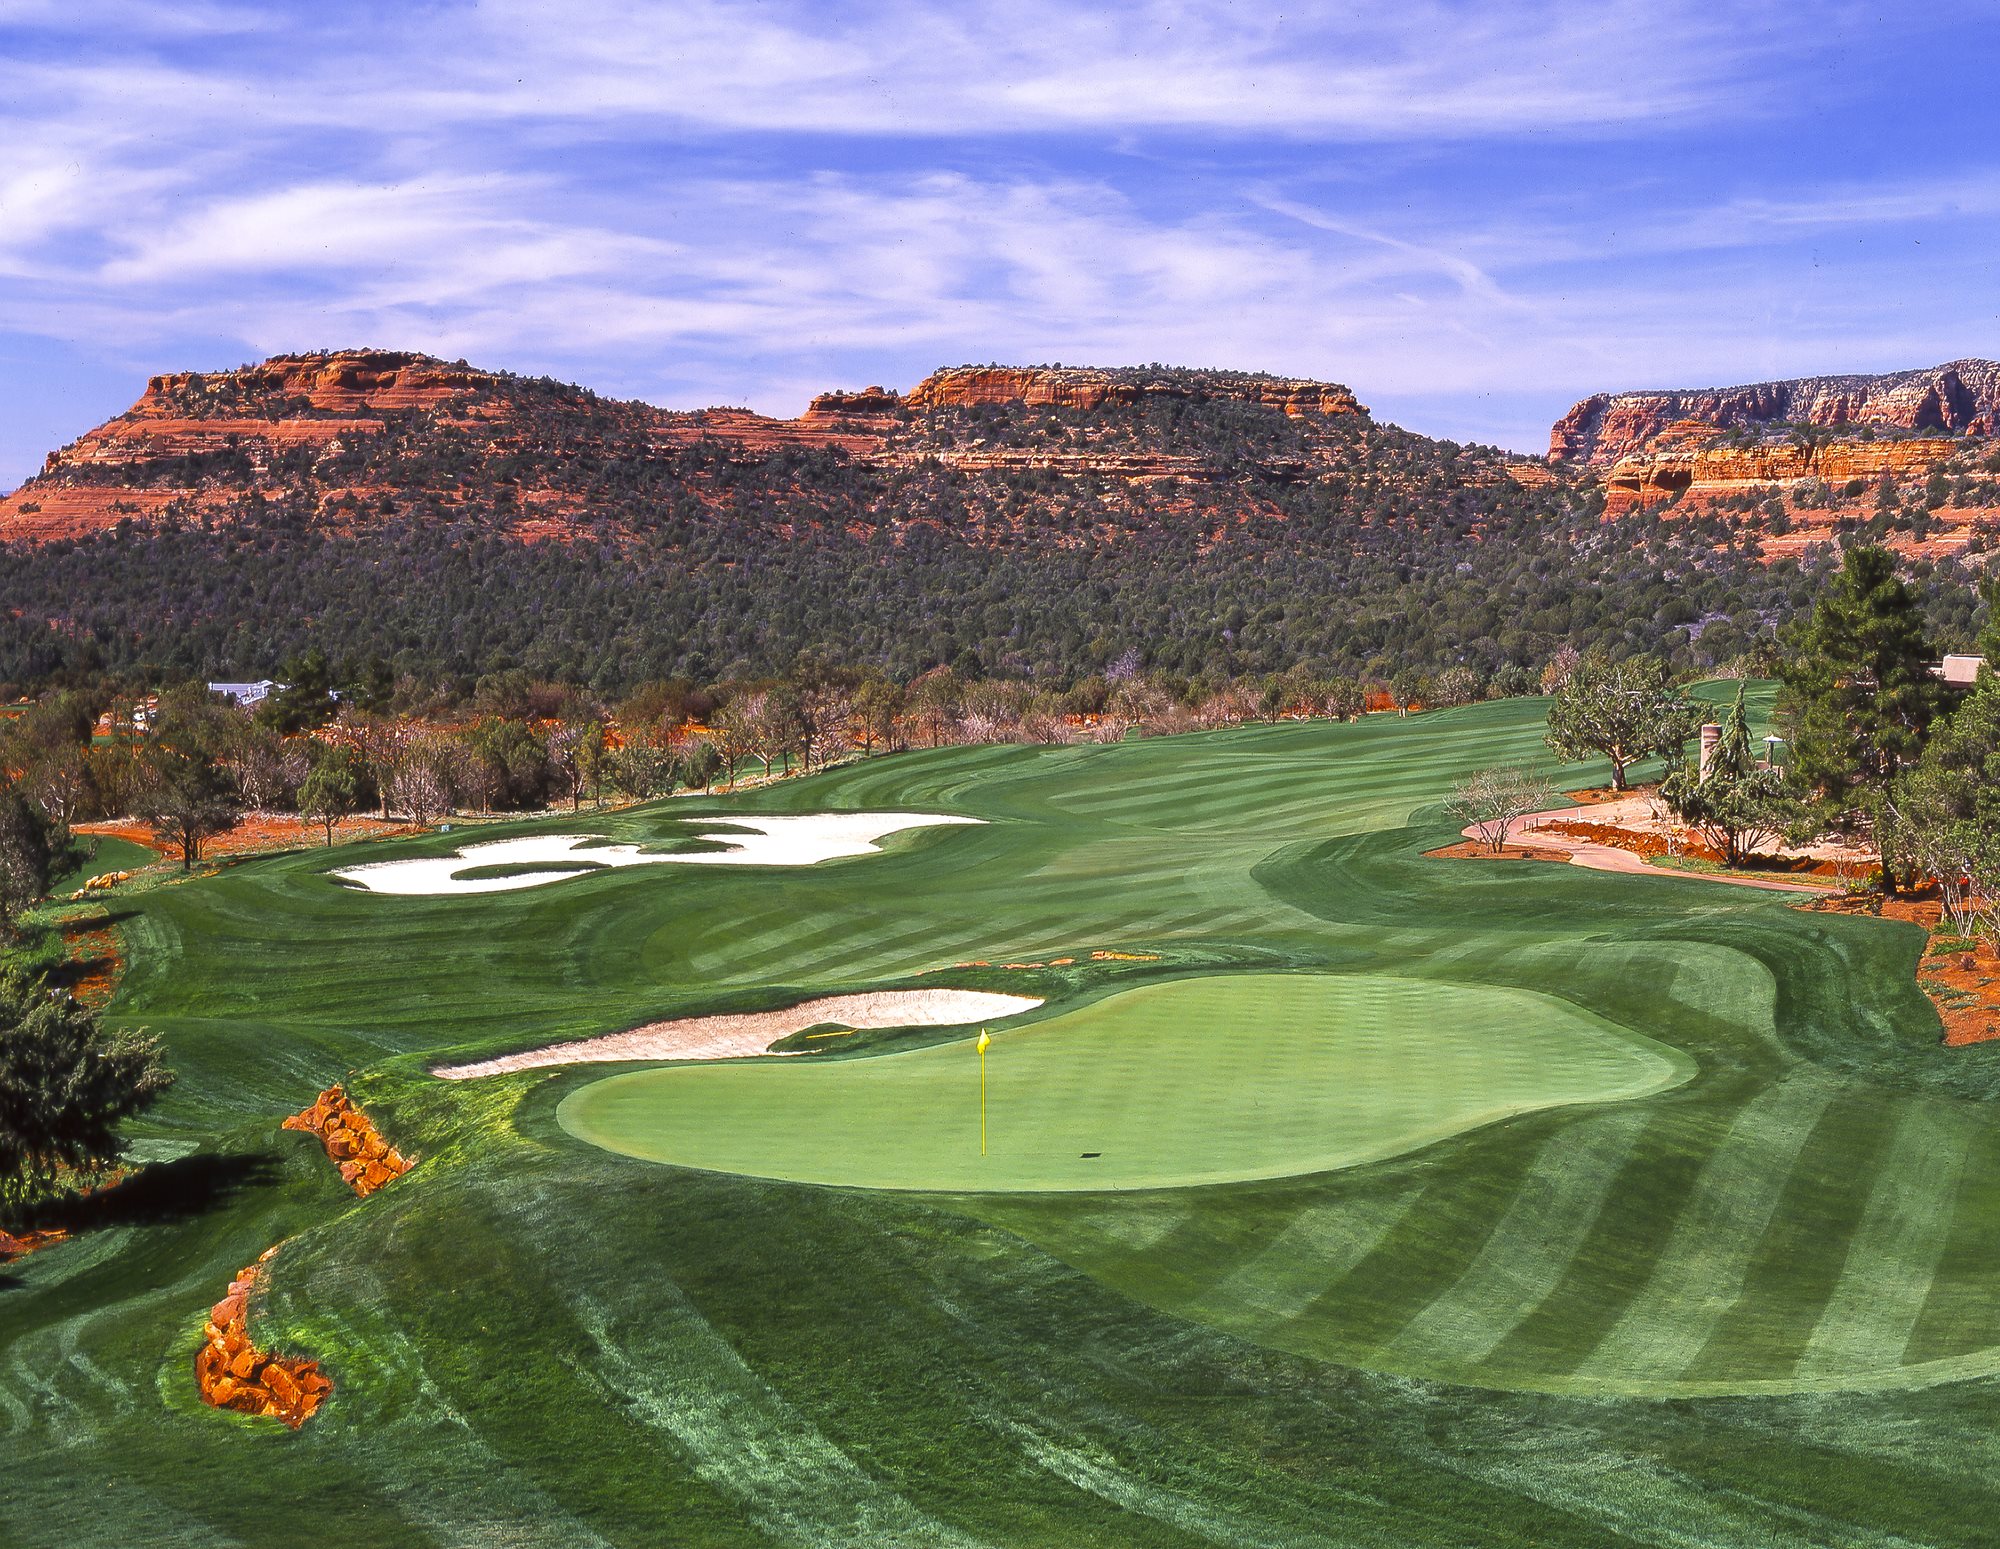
[208,679,280,702]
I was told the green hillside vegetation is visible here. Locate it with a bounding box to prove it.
[6,696,2000,1545]
[14,365,1988,693]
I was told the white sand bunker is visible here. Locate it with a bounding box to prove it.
[435,989,1042,1079]
[334,812,982,896]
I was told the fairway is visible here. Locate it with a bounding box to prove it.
[559,973,1690,1191]
[15,695,2000,1547]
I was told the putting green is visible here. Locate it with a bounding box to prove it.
[557,973,1693,1192]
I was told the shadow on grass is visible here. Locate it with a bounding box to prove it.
[6,1150,280,1248]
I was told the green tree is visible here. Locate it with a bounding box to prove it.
[679,741,723,791]
[0,987,174,1225]
[1660,685,1802,867]
[852,677,904,754]
[608,741,677,801]
[136,696,240,869]
[1882,675,2000,935]
[546,717,606,809]
[255,647,337,734]
[1388,669,1430,717]
[1978,573,2000,669]
[0,791,61,934]
[1778,545,1942,829]
[462,718,551,810]
[1544,652,1698,790]
[297,746,364,846]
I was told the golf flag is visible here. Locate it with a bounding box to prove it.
[977,1029,991,1154]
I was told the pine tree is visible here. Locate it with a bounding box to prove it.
[1661,685,1801,867]
[0,988,173,1224]
[1778,545,1942,830]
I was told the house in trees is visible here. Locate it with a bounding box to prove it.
[207,679,280,708]
[1935,655,1989,688]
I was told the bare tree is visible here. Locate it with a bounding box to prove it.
[957,680,1018,744]
[711,696,759,787]
[19,747,95,828]
[1447,767,1558,853]
[546,718,606,809]
[225,725,310,812]
[851,678,904,755]
[386,737,456,826]
[797,680,854,771]
[906,667,962,748]
[1018,694,1073,745]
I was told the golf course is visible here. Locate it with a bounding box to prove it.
[8,693,2000,1546]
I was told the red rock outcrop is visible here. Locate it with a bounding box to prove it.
[1604,436,1961,512]
[144,351,489,418]
[282,1085,412,1197]
[193,1245,332,1428]
[1551,360,2000,467]
[905,365,1363,417]
[0,353,1381,545]
[802,385,903,419]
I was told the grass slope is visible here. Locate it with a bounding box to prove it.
[52,834,155,895]
[7,693,2000,1546]
[559,973,1688,1191]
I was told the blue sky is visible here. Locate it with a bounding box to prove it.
[2,1,1998,489]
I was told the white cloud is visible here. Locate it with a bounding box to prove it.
[0,0,1993,484]
[4,0,1809,145]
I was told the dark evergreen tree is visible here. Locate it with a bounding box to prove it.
[0,987,173,1224]
[1778,545,1943,829]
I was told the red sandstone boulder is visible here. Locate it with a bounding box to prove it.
[194,1248,333,1428]
[283,1085,413,1197]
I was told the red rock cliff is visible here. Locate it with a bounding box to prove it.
[1551,360,2000,466]
[905,366,1363,417]
[0,354,1384,545]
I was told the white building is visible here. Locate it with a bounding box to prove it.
[208,679,281,707]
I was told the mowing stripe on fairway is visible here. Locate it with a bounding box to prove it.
[557,973,1691,1194]
[567,1291,988,1548]
[1378,1107,1656,1370]
[1181,1186,1432,1335]
[1563,1076,1840,1385]
[1903,1123,2000,1367]
[1795,1101,1983,1381]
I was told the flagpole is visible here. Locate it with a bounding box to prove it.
[977,1028,990,1155]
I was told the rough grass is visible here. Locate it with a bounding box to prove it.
[8,693,2000,1546]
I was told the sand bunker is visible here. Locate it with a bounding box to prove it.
[435,989,1042,1079]
[334,812,982,896]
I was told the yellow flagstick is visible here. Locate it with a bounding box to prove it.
[977,1029,991,1155]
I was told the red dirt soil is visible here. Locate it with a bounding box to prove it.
[282,1086,412,1197]
[59,914,124,1009]
[193,1245,332,1428]
[0,1228,70,1263]
[1538,818,1854,879]
[1798,894,2000,1046]
[77,812,412,865]
[1425,839,1576,865]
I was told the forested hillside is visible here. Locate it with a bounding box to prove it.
[0,352,1985,693]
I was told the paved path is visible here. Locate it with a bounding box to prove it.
[1484,811,1839,896]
